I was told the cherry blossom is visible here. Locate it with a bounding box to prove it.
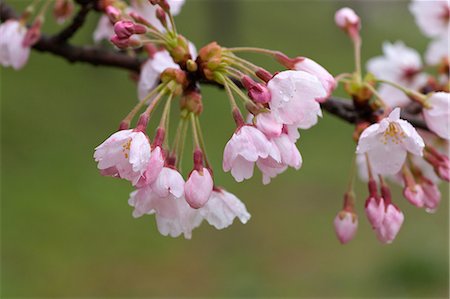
[223,125,272,182]
[267,70,327,129]
[422,92,450,140]
[94,129,151,185]
[425,36,449,66]
[409,0,450,38]
[200,189,251,230]
[0,20,30,70]
[293,57,336,101]
[356,108,425,175]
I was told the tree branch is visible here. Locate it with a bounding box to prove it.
[0,1,428,131]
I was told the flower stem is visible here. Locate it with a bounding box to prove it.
[225,47,277,56]
[195,116,211,169]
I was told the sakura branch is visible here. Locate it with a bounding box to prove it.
[1,0,449,243]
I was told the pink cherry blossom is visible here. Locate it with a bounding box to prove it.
[409,0,450,38]
[422,92,450,140]
[138,50,179,100]
[257,134,302,184]
[223,125,272,182]
[184,168,214,209]
[151,167,185,198]
[356,108,425,175]
[94,129,151,185]
[425,36,449,66]
[93,15,115,43]
[375,203,404,244]
[129,186,202,239]
[365,196,385,229]
[367,41,428,108]
[0,20,30,70]
[267,70,327,128]
[136,145,165,188]
[254,112,283,138]
[200,189,251,230]
[334,210,358,244]
[293,57,336,101]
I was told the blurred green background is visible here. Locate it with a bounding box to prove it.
[1,0,449,297]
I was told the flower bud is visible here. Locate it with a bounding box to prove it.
[185,168,213,209]
[241,75,271,104]
[375,202,404,244]
[105,5,121,23]
[365,196,385,229]
[421,180,441,213]
[53,0,74,24]
[334,7,361,40]
[334,210,358,244]
[403,185,425,207]
[22,18,42,47]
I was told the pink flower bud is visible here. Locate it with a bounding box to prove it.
[334,210,358,244]
[184,168,214,209]
[242,75,271,104]
[110,35,129,48]
[422,180,441,213]
[113,20,146,39]
[375,203,404,244]
[53,0,74,24]
[105,5,121,23]
[365,196,385,229]
[23,19,42,47]
[334,7,361,40]
[403,185,425,207]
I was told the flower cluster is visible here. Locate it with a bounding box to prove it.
[89,0,337,237]
[333,4,449,245]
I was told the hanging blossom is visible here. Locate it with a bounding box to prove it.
[88,0,337,238]
[409,0,450,38]
[356,108,425,176]
[331,5,450,246]
[0,20,31,70]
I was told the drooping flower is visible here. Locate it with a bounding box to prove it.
[267,70,327,129]
[356,108,425,175]
[293,57,336,101]
[136,145,165,188]
[409,0,450,38]
[0,20,31,70]
[425,36,449,66]
[200,188,251,230]
[223,125,272,182]
[334,210,358,244]
[254,112,283,138]
[256,134,302,184]
[94,129,151,185]
[138,50,179,100]
[129,185,203,239]
[184,168,214,209]
[422,92,450,140]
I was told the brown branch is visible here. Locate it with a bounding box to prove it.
[0,1,429,131]
[0,1,142,72]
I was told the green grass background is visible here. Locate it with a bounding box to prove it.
[1,0,449,297]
